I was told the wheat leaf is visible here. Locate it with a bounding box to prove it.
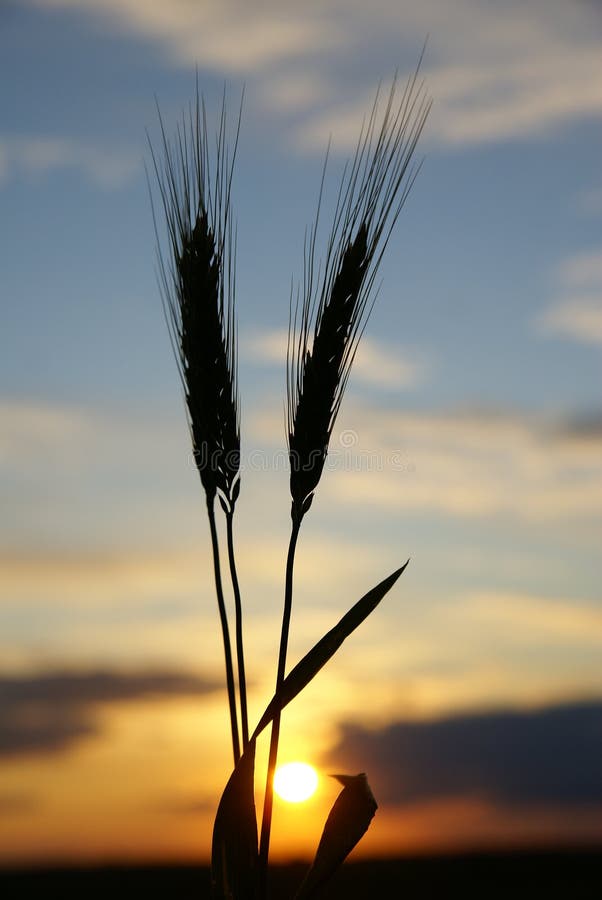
[211,738,258,900]
[252,562,407,740]
[294,773,378,899]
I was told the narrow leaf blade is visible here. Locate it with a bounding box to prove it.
[211,739,258,900]
[253,563,408,738]
[295,773,378,899]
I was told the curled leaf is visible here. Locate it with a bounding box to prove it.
[253,563,408,739]
[211,739,258,900]
[295,773,378,898]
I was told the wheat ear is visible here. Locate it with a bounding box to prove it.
[258,69,431,887]
[149,87,247,763]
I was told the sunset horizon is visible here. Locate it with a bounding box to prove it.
[1,0,601,888]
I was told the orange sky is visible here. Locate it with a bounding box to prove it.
[2,0,602,870]
[2,683,602,865]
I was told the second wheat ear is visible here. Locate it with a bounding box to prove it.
[260,70,431,888]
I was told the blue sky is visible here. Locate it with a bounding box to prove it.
[1,0,601,863]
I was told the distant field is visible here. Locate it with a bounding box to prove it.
[1,851,601,899]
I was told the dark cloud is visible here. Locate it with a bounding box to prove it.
[0,668,220,759]
[554,411,602,441]
[327,700,602,810]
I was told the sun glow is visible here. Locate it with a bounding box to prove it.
[274,762,319,803]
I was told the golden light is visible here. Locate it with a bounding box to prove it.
[274,762,319,803]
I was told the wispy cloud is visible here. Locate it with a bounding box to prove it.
[0,400,97,462]
[293,2,602,151]
[32,0,340,72]
[3,399,601,725]
[0,136,137,187]
[459,591,602,649]
[243,329,426,390]
[0,398,186,535]
[259,71,335,114]
[29,1,602,150]
[539,300,602,345]
[352,338,427,390]
[6,396,600,557]
[252,404,602,523]
[314,585,602,723]
[0,533,387,610]
[538,249,602,345]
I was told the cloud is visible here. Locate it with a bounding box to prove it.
[458,591,602,649]
[255,406,602,523]
[0,136,138,187]
[0,668,220,758]
[0,398,190,484]
[0,533,387,613]
[426,46,602,147]
[241,329,288,367]
[33,0,340,72]
[538,249,602,346]
[243,330,426,390]
[260,71,336,114]
[557,411,602,441]
[291,586,602,727]
[0,547,210,608]
[10,396,597,560]
[291,2,602,151]
[0,399,97,463]
[0,397,191,547]
[327,699,602,810]
[539,299,602,345]
[29,1,602,149]
[245,402,602,529]
[350,338,427,390]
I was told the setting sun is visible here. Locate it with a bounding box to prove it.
[274,762,319,803]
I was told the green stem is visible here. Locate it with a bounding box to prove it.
[258,512,302,896]
[226,510,249,748]
[207,497,240,765]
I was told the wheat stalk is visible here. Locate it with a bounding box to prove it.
[148,68,429,899]
[258,69,431,886]
[148,86,248,762]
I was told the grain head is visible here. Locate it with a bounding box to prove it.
[149,88,241,512]
[287,70,431,523]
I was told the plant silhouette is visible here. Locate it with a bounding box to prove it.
[149,65,430,900]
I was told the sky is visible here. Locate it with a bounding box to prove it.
[1,0,602,866]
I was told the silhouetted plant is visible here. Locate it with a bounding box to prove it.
[149,89,248,762]
[150,65,429,900]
